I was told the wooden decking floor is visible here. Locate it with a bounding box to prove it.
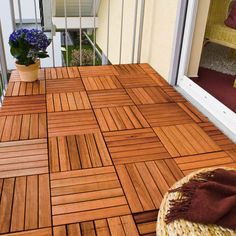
[0,64,235,236]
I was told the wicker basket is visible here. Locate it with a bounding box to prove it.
[156,167,236,236]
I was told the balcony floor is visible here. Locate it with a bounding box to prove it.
[0,64,235,236]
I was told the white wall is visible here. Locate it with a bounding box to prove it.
[96,0,179,80]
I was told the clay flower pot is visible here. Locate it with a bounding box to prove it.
[15,60,40,82]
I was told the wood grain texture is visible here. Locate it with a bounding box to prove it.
[88,89,134,108]
[47,92,91,112]
[138,103,194,127]
[45,67,80,79]
[50,167,130,225]
[0,174,51,234]
[126,87,172,105]
[48,133,112,172]
[94,106,149,132]
[47,110,99,137]
[82,76,122,90]
[79,65,118,77]
[104,128,170,164]
[0,95,46,115]
[0,139,48,178]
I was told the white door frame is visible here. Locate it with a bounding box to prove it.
[176,0,236,142]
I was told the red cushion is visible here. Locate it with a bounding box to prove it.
[225,1,236,29]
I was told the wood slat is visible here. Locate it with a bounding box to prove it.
[45,67,80,79]
[117,74,158,88]
[79,65,118,77]
[0,95,46,115]
[50,167,130,225]
[94,106,149,132]
[113,64,146,75]
[3,228,52,236]
[161,86,186,102]
[154,124,222,157]
[88,89,134,108]
[175,151,235,175]
[49,133,112,172]
[126,87,172,105]
[116,160,183,213]
[47,92,91,112]
[138,103,193,127]
[82,76,122,90]
[47,110,99,137]
[0,115,47,142]
[104,128,170,164]
[46,78,84,93]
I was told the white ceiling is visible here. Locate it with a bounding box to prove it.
[54,0,100,17]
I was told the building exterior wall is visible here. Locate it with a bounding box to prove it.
[96,0,179,81]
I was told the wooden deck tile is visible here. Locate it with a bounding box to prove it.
[116,160,183,213]
[126,87,172,105]
[88,89,134,108]
[45,67,80,79]
[82,76,122,90]
[46,92,91,112]
[104,128,171,164]
[0,139,48,178]
[175,151,236,175]
[117,74,158,88]
[2,228,52,236]
[0,174,51,234]
[199,122,236,150]
[10,69,45,82]
[134,210,158,236]
[0,95,46,115]
[53,215,139,236]
[6,80,46,97]
[113,64,146,75]
[94,106,149,132]
[161,86,186,102]
[47,110,99,137]
[48,133,112,172]
[138,63,157,74]
[46,79,85,93]
[50,166,130,225]
[0,113,47,142]
[138,103,193,127]
[79,65,118,77]
[154,123,222,157]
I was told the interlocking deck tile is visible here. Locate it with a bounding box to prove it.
[126,87,172,105]
[94,106,149,132]
[104,128,171,164]
[53,215,139,236]
[154,123,222,157]
[199,122,236,150]
[161,86,186,102]
[0,95,46,115]
[116,159,183,213]
[46,92,91,112]
[117,74,158,88]
[50,166,130,225]
[2,228,52,236]
[88,89,134,108]
[48,133,112,172]
[47,110,99,137]
[174,151,236,175]
[0,174,51,234]
[133,210,158,236]
[46,79,85,93]
[6,80,46,97]
[82,75,122,90]
[0,139,48,178]
[113,64,146,75]
[0,113,47,142]
[79,65,118,77]
[138,63,158,74]
[45,67,80,79]
[138,103,194,127]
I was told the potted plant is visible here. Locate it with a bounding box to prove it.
[9,28,51,82]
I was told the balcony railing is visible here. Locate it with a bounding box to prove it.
[0,0,146,105]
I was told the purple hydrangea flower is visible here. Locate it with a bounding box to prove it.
[9,28,29,43]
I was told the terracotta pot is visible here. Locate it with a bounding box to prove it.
[15,60,40,82]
